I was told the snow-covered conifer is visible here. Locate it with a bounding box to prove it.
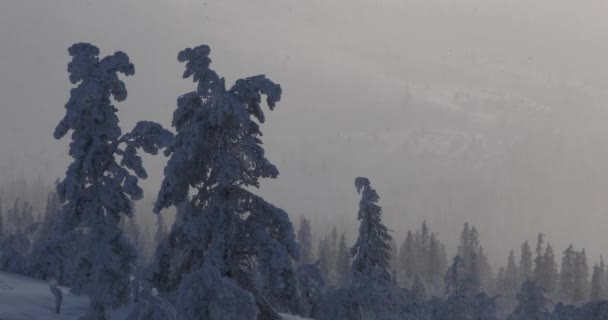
[541,242,558,295]
[559,245,578,302]
[350,177,392,286]
[43,43,172,319]
[399,230,415,285]
[150,44,299,318]
[534,234,545,284]
[572,249,590,303]
[503,249,520,295]
[590,262,605,301]
[519,241,533,282]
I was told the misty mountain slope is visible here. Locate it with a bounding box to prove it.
[0,272,309,320]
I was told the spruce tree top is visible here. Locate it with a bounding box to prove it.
[54,43,172,230]
[154,45,282,212]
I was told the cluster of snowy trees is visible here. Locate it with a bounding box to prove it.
[0,42,608,320]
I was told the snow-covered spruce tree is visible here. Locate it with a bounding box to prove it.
[149,45,300,319]
[572,249,590,303]
[316,178,424,320]
[534,234,545,285]
[559,245,578,302]
[350,177,392,286]
[41,43,172,320]
[590,262,605,301]
[520,240,534,283]
[444,256,467,297]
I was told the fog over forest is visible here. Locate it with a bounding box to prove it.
[3,0,608,270]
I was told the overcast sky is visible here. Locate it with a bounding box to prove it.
[2,0,608,267]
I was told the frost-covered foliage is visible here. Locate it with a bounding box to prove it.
[149,44,300,318]
[507,280,551,320]
[37,43,172,319]
[176,264,258,320]
[351,177,392,286]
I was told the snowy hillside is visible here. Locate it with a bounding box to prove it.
[0,272,308,320]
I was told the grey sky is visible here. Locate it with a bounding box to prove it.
[2,0,608,267]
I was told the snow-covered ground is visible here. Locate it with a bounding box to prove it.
[0,271,309,320]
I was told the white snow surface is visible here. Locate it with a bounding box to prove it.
[0,271,310,320]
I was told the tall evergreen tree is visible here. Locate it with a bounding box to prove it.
[350,177,392,286]
[503,249,519,295]
[477,246,492,291]
[533,233,544,284]
[456,223,488,291]
[399,230,415,285]
[519,241,533,283]
[601,257,607,300]
[541,242,558,295]
[559,245,578,302]
[296,217,314,265]
[572,249,590,303]
[428,233,444,284]
[43,43,172,319]
[444,255,467,297]
[590,262,605,301]
[150,44,299,318]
